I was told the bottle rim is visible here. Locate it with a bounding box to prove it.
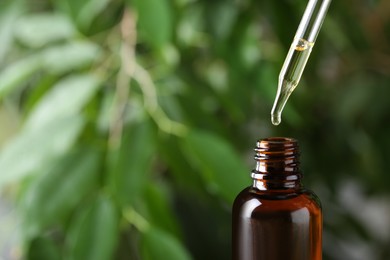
[256,137,297,149]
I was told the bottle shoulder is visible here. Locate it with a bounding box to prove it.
[233,186,322,214]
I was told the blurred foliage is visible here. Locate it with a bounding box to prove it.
[0,0,390,259]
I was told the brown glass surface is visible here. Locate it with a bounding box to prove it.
[232,187,322,260]
[232,137,322,260]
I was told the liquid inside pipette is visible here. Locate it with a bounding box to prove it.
[271,38,313,125]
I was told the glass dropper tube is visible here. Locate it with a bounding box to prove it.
[271,0,332,125]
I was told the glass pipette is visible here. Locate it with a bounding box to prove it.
[271,0,332,125]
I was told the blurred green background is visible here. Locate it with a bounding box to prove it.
[0,0,390,259]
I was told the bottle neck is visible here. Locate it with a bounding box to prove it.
[251,137,302,191]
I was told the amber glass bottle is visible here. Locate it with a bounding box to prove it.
[232,137,322,260]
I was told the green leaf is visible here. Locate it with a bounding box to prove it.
[41,41,102,74]
[14,13,76,48]
[141,228,192,260]
[109,120,156,207]
[182,130,249,203]
[0,47,100,99]
[77,0,111,31]
[11,74,100,188]
[24,76,57,114]
[27,236,61,260]
[0,0,23,62]
[0,116,84,189]
[207,2,238,40]
[0,56,41,99]
[67,194,119,260]
[24,74,101,132]
[96,90,115,133]
[176,4,205,47]
[158,135,205,194]
[59,0,84,18]
[21,147,101,237]
[143,183,180,237]
[55,0,111,32]
[130,0,172,48]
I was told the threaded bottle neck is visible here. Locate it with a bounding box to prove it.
[251,137,302,190]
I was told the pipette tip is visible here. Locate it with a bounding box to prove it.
[271,113,281,126]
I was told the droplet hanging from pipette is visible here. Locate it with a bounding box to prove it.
[271,113,281,126]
